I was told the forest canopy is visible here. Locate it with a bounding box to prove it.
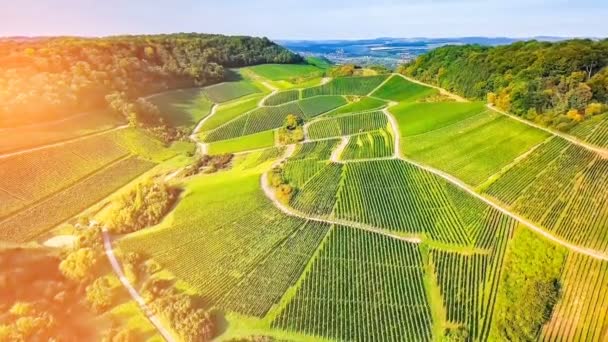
[400,39,608,130]
[0,33,302,127]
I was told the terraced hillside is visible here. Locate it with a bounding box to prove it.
[4,64,608,342]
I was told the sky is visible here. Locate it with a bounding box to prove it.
[1,0,607,40]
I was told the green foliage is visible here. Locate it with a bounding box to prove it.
[147,88,214,128]
[184,154,233,176]
[442,326,470,342]
[490,228,567,341]
[402,39,608,128]
[85,277,115,313]
[108,180,178,234]
[59,248,99,282]
[0,34,301,127]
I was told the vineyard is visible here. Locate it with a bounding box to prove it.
[371,75,438,102]
[302,75,389,97]
[147,88,213,128]
[401,109,549,186]
[0,132,130,217]
[307,110,389,139]
[569,112,608,148]
[326,97,387,116]
[340,129,394,160]
[485,137,608,253]
[202,80,261,103]
[8,64,608,342]
[272,226,434,342]
[203,102,304,142]
[0,156,155,242]
[541,253,608,341]
[0,109,124,154]
[263,90,300,106]
[297,96,347,118]
[200,95,262,132]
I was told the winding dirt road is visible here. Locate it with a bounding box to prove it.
[102,227,176,342]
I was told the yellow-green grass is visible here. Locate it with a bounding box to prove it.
[203,81,261,103]
[108,128,178,162]
[371,75,438,102]
[247,64,324,81]
[207,130,275,155]
[400,108,550,186]
[326,97,387,116]
[392,101,487,136]
[200,95,263,132]
[0,109,124,154]
[147,88,213,128]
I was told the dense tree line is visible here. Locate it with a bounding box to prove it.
[401,39,608,130]
[0,33,302,127]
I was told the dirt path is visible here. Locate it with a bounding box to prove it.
[260,145,421,245]
[330,137,349,162]
[321,77,332,85]
[102,227,177,342]
[489,104,608,158]
[189,104,218,156]
[383,107,402,158]
[0,124,129,160]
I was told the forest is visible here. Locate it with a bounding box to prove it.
[401,39,608,130]
[0,33,301,127]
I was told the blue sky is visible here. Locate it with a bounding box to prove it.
[1,0,607,39]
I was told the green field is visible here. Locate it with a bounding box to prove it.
[247,63,324,81]
[263,90,300,106]
[147,88,213,128]
[200,95,263,132]
[297,95,347,118]
[326,97,387,116]
[207,130,275,154]
[371,75,438,102]
[397,105,549,186]
[307,110,389,139]
[340,129,394,160]
[0,109,124,154]
[203,81,261,103]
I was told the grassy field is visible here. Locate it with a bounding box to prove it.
[0,109,124,154]
[392,101,487,136]
[397,104,549,186]
[203,81,261,103]
[371,75,438,102]
[147,88,213,128]
[200,94,263,132]
[326,97,387,116]
[247,64,324,81]
[207,130,275,154]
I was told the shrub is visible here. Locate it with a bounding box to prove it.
[108,180,178,234]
